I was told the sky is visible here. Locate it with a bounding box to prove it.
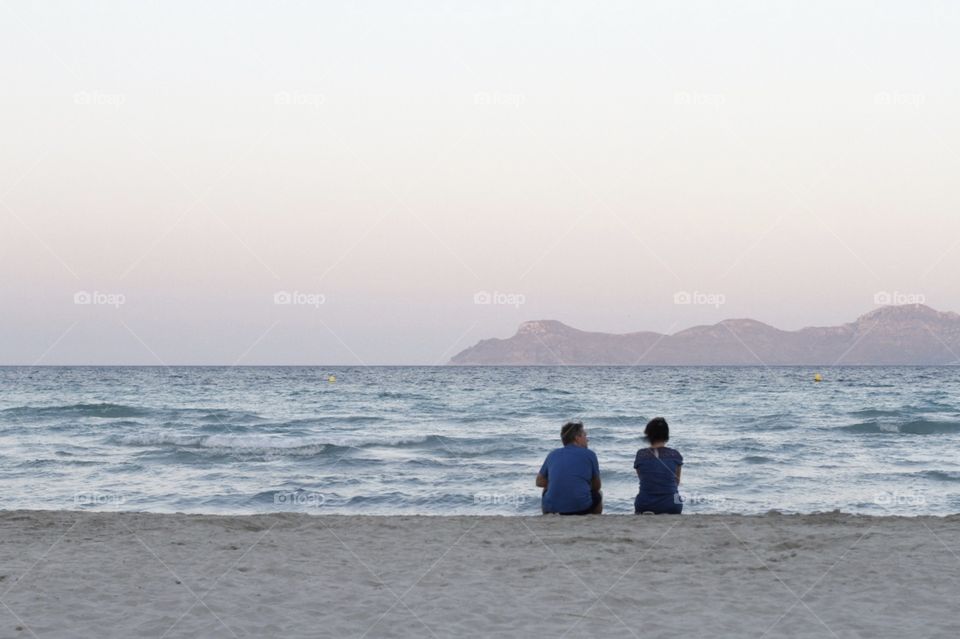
[1,0,958,364]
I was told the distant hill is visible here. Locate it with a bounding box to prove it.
[448,305,960,365]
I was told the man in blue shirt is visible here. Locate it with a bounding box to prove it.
[536,421,602,515]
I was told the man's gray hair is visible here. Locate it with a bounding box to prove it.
[560,421,584,445]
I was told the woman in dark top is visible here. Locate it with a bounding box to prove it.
[634,417,683,514]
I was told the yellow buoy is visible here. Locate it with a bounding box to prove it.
[813,373,822,383]
[328,375,336,383]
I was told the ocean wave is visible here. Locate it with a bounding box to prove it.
[919,401,960,414]
[900,420,960,435]
[840,421,899,434]
[116,432,374,449]
[917,470,960,482]
[849,403,959,419]
[848,408,904,418]
[742,413,798,430]
[841,420,960,435]
[2,403,150,419]
[197,411,265,424]
[835,379,896,388]
[376,391,429,400]
[21,458,103,467]
[110,432,507,458]
[256,415,388,426]
[363,434,515,452]
[152,415,389,435]
[114,433,352,457]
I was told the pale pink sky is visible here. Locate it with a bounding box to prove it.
[1,1,958,364]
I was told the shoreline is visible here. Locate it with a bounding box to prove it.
[2,510,958,638]
[3,508,960,519]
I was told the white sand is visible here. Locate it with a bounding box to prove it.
[0,510,958,638]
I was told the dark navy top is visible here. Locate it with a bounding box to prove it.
[634,447,683,514]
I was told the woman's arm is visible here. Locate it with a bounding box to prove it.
[675,466,682,485]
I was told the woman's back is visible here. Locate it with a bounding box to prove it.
[634,446,683,514]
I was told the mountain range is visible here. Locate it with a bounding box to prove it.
[449,304,960,365]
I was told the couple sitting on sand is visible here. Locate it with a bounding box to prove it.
[535,418,683,515]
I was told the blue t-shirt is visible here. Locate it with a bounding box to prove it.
[634,447,682,502]
[539,444,600,514]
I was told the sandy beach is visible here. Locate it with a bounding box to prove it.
[0,511,957,638]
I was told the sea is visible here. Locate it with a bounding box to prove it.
[1,366,958,516]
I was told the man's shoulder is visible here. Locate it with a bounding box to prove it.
[572,446,598,463]
[548,445,596,459]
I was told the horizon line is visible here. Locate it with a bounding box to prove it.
[1,364,958,368]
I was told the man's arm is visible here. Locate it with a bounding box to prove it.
[590,451,601,491]
[536,455,550,491]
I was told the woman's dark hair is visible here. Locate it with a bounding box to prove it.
[644,417,669,444]
[561,421,584,445]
